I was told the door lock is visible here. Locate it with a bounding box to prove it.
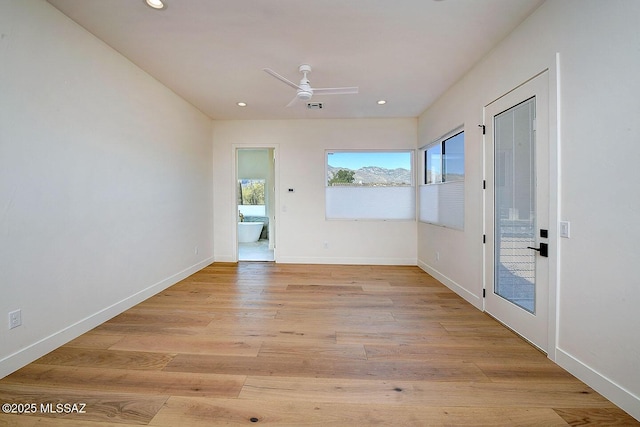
[527,242,548,257]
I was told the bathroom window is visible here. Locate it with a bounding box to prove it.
[419,128,465,229]
[325,150,415,220]
[238,179,266,216]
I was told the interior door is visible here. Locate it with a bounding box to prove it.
[484,72,549,351]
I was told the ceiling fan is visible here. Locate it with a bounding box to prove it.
[263,64,359,107]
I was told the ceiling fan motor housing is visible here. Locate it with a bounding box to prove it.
[297,90,313,100]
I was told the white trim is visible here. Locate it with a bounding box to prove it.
[556,348,640,422]
[482,61,559,358]
[214,255,238,263]
[547,52,561,362]
[418,260,482,309]
[277,256,416,266]
[0,257,214,378]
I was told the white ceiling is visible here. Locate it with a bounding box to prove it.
[46,0,544,120]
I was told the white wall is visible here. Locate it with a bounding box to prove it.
[0,0,214,377]
[213,119,417,264]
[417,0,640,419]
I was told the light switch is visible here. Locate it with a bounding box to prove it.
[560,221,570,238]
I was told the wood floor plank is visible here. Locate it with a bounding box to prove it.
[0,384,167,425]
[164,354,489,382]
[474,360,579,382]
[0,262,636,426]
[239,376,616,408]
[3,364,245,398]
[0,415,147,427]
[91,322,204,336]
[149,397,569,426]
[336,330,448,345]
[275,307,395,322]
[33,347,175,371]
[284,284,365,292]
[110,308,215,324]
[554,407,640,426]
[439,322,523,338]
[197,317,345,346]
[109,335,262,356]
[391,308,492,321]
[258,342,368,360]
[364,342,548,362]
[200,293,395,309]
[63,333,125,350]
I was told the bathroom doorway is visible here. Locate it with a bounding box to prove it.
[236,147,276,261]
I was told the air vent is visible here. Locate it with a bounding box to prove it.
[307,102,323,110]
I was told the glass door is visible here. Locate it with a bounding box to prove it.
[484,72,549,351]
[494,98,537,313]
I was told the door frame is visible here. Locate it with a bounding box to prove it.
[482,56,560,359]
[232,143,279,262]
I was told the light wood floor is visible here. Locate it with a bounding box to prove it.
[0,263,636,426]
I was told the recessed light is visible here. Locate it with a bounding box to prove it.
[377,100,387,105]
[145,0,166,10]
[237,102,247,107]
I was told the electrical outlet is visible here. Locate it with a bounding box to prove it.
[323,241,329,249]
[9,309,21,329]
[194,246,199,255]
[435,251,440,261]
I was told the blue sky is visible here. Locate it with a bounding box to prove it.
[327,151,411,170]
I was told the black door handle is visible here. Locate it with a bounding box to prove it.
[527,242,548,257]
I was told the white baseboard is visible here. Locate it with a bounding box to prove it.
[276,256,417,266]
[214,255,237,263]
[417,259,482,309]
[556,348,640,422]
[0,257,214,379]
[417,260,639,421]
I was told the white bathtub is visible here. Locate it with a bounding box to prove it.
[238,222,263,243]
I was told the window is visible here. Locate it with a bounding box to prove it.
[325,150,415,220]
[238,179,266,216]
[420,129,464,229]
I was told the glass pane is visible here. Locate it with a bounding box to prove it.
[443,132,464,182]
[327,151,412,187]
[238,179,266,216]
[425,145,441,184]
[494,97,536,313]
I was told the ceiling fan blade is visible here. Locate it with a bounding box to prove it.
[286,95,300,108]
[313,86,359,95]
[263,68,302,90]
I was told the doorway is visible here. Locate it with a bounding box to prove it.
[484,72,550,351]
[236,148,275,261]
